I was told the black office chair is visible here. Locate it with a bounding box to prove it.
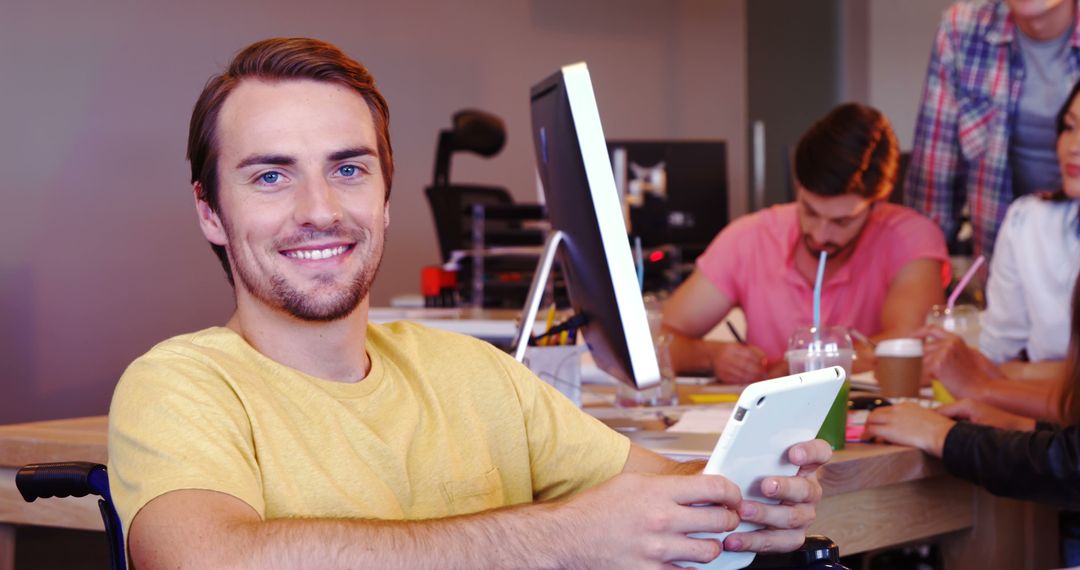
[424,109,550,308]
[425,108,547,259]
[17,462,125,570]
[16,462,845,569]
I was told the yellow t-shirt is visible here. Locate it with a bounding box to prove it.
[108,322,629,537]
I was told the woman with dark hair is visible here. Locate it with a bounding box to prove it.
[907,79,1080,424]
[867,82,1080,565]
[978,77,1080,370]
[866,78,1080,499]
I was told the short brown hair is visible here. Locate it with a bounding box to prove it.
[187,37,393,285]
[794,103,898,201]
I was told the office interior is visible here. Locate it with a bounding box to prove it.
[4,0,1019,568]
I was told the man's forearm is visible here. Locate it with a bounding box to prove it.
[215,501,577,570]
[667,331,716,376]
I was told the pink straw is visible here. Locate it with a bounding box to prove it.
[946,255,985,310]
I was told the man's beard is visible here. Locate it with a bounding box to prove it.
[801,235,852,258]
[230,226,384,322]
[800,214,872,260]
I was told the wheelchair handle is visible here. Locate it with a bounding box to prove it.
[16,461,107,502]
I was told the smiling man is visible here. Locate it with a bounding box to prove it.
[106,38,832,569]
[663,104,951,383]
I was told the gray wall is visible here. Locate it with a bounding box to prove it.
[747,0,843,207]
[867,0,956,149]
[0,0,747,423]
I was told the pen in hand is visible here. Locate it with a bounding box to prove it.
[726,320,746,345]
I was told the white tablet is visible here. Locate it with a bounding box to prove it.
[678,366,846,570]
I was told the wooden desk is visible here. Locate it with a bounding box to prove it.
[0,416,1059,570]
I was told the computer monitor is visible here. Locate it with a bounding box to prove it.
[525,62,661,390]
[607,139,729,250]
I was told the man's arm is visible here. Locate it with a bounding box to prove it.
[663,271,767,383]
[877,258,946,340]
[130,442,831,569]
[129,472,740,570]
[854,258,947,373]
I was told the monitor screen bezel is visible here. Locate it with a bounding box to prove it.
[528,62,660,390]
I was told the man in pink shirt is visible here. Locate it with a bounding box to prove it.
[663,104,950,383]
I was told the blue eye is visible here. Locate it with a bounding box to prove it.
[339,165,358,177]
[260,172,280,184]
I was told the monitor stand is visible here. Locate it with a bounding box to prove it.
[512,230,566,361]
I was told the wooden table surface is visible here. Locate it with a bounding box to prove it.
[0,415,1060,569]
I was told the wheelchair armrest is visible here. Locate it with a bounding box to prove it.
[16,461,108,502]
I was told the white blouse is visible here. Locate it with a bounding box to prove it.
[980,195,1080,363]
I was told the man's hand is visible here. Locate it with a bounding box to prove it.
[565,471,743,567]
[914,326,997,399]
[939,399,1036,432]
[723,439,832,553]
[710,342,768,384]
[864,403,956,457]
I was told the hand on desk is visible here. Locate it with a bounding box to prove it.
[710,342,768,384]
[864,403,956,457]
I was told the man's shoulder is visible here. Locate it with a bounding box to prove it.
[721,203,796,241]
[369,319,499,348]
[128,327,240,369]
[113,327,251,410]
[864,203,949,263]
[367,320,508,367]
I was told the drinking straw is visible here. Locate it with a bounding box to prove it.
[813,250,827,339]
[946,255,986,310]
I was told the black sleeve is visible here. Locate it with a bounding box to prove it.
[942,421,1080,508]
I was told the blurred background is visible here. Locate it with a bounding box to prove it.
[0,0,953,424]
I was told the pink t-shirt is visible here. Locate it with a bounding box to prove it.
[696,203,950,363]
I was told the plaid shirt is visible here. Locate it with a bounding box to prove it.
[904,0,1080,258]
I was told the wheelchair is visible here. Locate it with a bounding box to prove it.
[16,462,124,570]
[16,462,846,569]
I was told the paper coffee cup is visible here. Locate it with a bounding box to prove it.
[874,339,923,397]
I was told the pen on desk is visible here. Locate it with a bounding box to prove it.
[725,320,746,345]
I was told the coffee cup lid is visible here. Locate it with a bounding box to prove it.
[875,338,923,357]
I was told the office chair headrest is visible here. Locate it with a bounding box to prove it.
[448,109,506,157]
